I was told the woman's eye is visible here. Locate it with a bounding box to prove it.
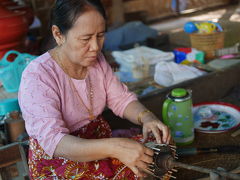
[81,38,90,42]
[97,34,105,38]
[80,39,90,44]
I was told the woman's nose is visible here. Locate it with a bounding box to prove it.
[89,38,100,52]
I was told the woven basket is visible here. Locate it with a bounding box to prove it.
[190,32,224,61]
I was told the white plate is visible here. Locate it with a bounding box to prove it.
[193,102,240,133]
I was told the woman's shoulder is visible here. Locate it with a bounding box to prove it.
[25,52,55,73]
[21,52,61,85]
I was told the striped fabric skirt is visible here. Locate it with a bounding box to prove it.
[28,116,140,180]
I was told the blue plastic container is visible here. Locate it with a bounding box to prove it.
[173,50,187,64]
[0,50,36,92]
[0,98,20,116]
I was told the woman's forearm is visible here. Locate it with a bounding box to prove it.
[54,134,154,178]
[123,101,170,144]
[123,100,156,125]
[54,134,117,162]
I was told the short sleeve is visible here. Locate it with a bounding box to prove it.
[18,64,69,157]
[99,54,137,117]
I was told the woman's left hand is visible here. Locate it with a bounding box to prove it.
[122,101,171,144]
[142,116,171,144]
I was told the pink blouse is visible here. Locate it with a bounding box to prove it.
[18,52,137,157]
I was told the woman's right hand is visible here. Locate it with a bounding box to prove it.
[109,138,154,177]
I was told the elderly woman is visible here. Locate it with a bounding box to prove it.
[18,0,171,179]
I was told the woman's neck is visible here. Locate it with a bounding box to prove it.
[50,47,88,80]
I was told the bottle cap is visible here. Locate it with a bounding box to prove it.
[171,88,187,97]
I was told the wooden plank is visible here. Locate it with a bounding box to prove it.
[123,0,146,13]
[111,0,125,26]
[187,0,231,10]
[102,0,232,25]
[147,0,173,17]
[0,143,21,168]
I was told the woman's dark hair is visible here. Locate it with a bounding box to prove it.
[51,0,106,35]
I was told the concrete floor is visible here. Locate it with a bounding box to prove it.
[149,4,240,48]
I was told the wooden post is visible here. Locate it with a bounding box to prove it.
[112,0,125,27]
[176,0,180,14]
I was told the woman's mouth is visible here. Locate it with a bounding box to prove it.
[87,56,97,60]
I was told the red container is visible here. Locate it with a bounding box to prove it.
[175,47,192,54]
[0,6,28,58]
[0,0,34,25]
[6,5,34,25]
[0,0,18,6]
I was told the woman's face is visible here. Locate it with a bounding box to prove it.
[60,9,106,67]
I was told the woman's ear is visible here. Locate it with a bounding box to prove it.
[52,25,65,46]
